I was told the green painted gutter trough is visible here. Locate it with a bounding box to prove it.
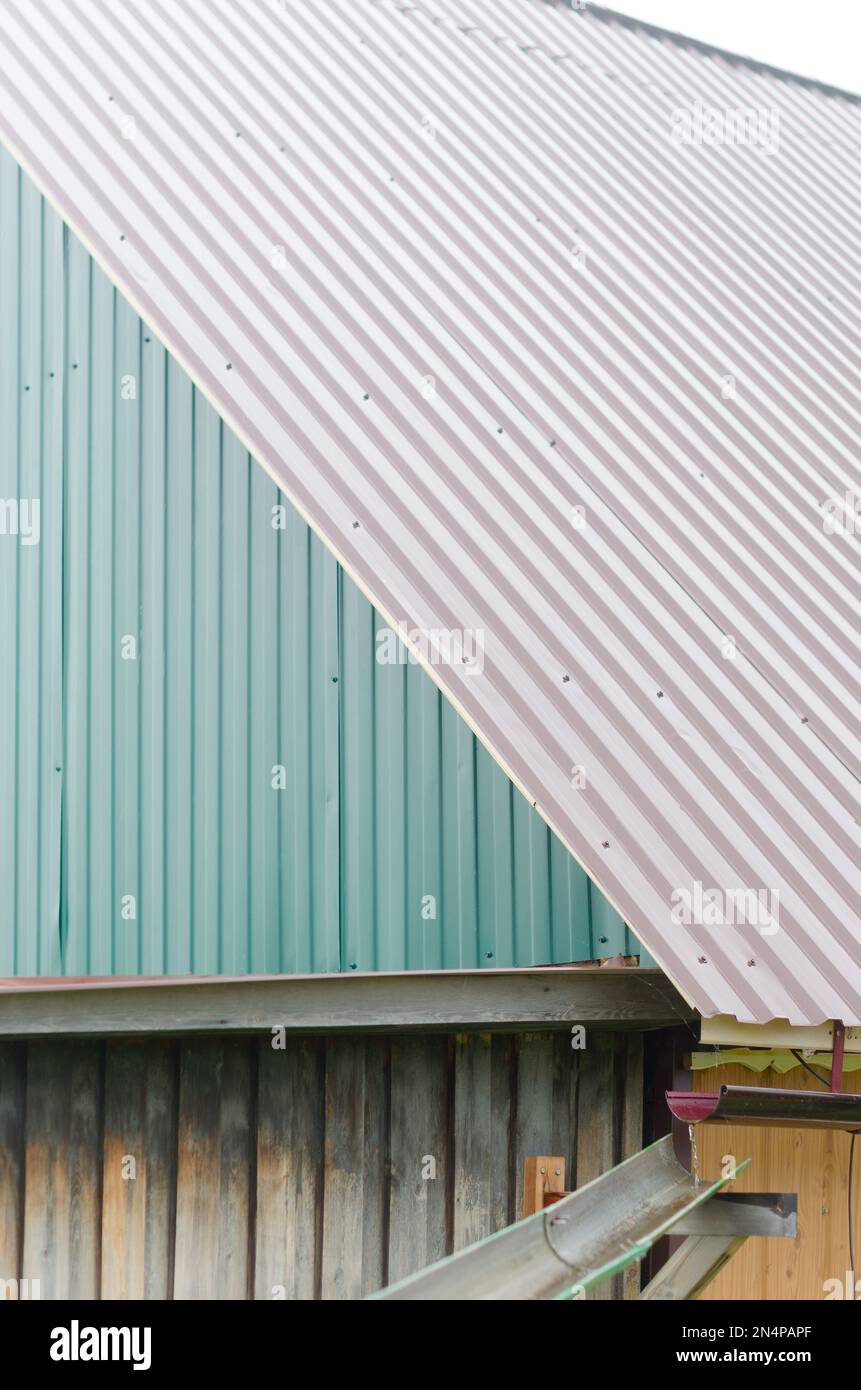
[372,1136,750,1301]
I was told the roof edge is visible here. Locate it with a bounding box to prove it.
[398,2,861,101]
[586,5,861,103]
[0,966,695,1037]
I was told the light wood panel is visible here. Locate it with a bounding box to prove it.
[696,1063,860,1300]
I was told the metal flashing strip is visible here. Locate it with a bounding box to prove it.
[700,1017,861,1052]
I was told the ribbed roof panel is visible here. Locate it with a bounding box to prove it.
[1,0,859,1022]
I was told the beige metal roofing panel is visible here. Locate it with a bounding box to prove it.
[0,0,859,1024]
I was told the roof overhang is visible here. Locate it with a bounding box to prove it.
[1,0,859,1026]
[700,1014,861,1053]
[0,965,694,1038]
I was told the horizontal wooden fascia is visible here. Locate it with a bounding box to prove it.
[0,967,694,1038]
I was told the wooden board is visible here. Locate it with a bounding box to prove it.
[388,1035,449,1284]
[0,1042,26,1293]
[452,1032,513,1247]
[515,1032,564,1217]
[620,1034,645,1300]
[101,1040,178,1299]
[522,1155,566,1217]
[173,1039,254,1300]
[0,1027,645,1299]
[0,967,694,1036]
[254,1036,324,1300]
[696,1062,861,1300]
[320,1037,388,1299]
[21,1040,103,1299]
[576,1032,619,1300]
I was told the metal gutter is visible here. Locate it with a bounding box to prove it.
[372,1135,749,1299]
[0,965,694,1037]
[667,1083,861,1131]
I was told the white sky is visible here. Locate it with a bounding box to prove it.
[605,0,861,94]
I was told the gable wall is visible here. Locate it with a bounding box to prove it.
[0,149,649,975]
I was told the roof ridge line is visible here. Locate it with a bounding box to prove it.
[589,5,861,103]
[373,0,861,103]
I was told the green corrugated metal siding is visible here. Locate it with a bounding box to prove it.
[0,156,65,976]
[0,149,652,976]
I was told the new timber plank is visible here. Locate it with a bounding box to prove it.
[388,1035,449,1283]
[320,1037,388,1299]
[254,1036,324,1301]
[101,1040,178,1300]
[21,1040,103,1299]
[0,1042,26,1292]
[173,1039,255,1300]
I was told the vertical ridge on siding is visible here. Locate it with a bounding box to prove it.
[339,608,648,971]
[0,154,63,975]
[0,145,650,976]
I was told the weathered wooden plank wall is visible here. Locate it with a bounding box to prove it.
[0,1030,644,1300]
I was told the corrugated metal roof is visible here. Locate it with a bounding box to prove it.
[0,0,858,1025]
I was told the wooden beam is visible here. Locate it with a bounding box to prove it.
[0,967,694,1038]
[522,1156,566,1218]
[639,1234,747,1301]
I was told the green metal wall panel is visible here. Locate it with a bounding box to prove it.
[0,149,652,976]
[0,155,64,976]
